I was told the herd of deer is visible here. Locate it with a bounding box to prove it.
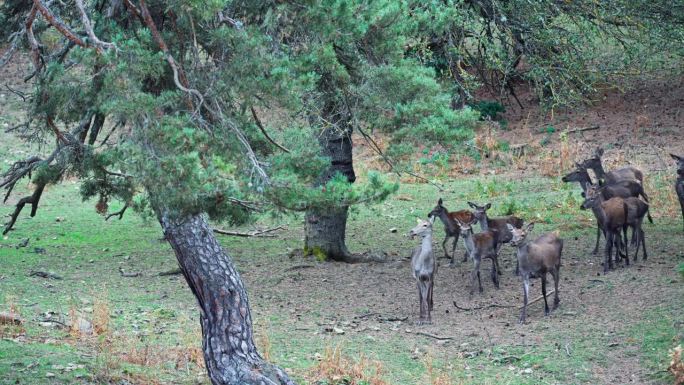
[409,148,684,325]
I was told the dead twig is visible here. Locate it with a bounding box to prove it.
[518,289,556,310]
[284,264,315,272]
[29,270,62,280]
[415,331,454,340]
[250,106,290,153]
[567,125,600,134]
[158,268,182,276]
[213,225,285,237]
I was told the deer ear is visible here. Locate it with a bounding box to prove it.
[575,161,582,168]
[467,201,477,209]
[595,147,604,156]
[506,223,515,232]
[485,203,491,210]
[438,198,443,205]
[429,215,436,224]
[526,222,535,232]
[581,191,585,198]
[671,154,682,161]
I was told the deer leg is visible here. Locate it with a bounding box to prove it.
[551,268,560,310]
[592,224,602,255]
[490,256,500,289]
[630,226,637,246]
[541,274,550,316]
[442,236,451,260]
[679,198,684,232]
[604,231,613,273]
[427,276,434,312]
[417,279,429,325]
[640,228,647,260]
[623,227,630,266]
[452,232,460,264]
[471,257,482,295]
[519,276,529,324]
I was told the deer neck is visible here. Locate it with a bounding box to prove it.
[479,215,490,231]
[461,228,475,252]
[580,178,592,193]
[438,211,457,234]
[514,241,530,262]
[420,232,433,254]
[593,162,606,178]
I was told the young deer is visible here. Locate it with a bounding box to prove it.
[580,185,629,273]
[507,223,562,324]
[409,218,437,325]
[427,198,475,265]
[671,154,684,231]
[580,147,644,185]
[623,197,650,262]
[468,202,523,273]
[454,217,500,295]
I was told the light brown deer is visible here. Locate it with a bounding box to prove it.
[581,185,629,273]
[507,223,562,324]
[427,198,475,265]
[454,217,500,295]
[409,218,437,325]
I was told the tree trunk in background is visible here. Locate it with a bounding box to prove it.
[304,101,357,262]
[158,212,296,385]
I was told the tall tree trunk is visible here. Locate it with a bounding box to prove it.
[304,101,357,262]
[158,212,296,385]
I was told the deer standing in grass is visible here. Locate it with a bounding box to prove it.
[580,185,629,273]
[507,223,562,324]
[409,218,437,325]
[562,164,650,254]
[427,198,475,265]
[454,217,500,294]
[671,154,684,231]
[580,147,644,185]
[468,202,524,274]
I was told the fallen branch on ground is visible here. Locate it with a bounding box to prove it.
[118,267,141,277]
[415,331,454,340]
[213,225,285,237]
[568,125,600,134]
[29,270,62,280]
[158,268,182,276]
[519,289,556,309]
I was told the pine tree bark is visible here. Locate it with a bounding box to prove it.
[158,212,296,385]
[304,100,357,262]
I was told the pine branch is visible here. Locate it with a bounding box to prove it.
[250,106,291,153]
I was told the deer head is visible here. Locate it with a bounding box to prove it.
[507,222,534,246]
[409,217,434,239]
[467,202,491,223]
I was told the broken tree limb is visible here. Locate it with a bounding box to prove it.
[568,125,600,134]
[212,225,284,237]
[158,268,182,276]
[519,289,556,309]
[415,331,454,340]
[250,106,291,153]
[29,270,62,280]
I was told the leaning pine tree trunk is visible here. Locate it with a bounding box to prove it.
[304,106,357,262]
[159,212,295,385]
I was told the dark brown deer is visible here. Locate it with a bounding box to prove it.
[562,164,651,254]
[580,147,644,185]
[671,154,684,231]
[409,218,437,325]
[468,202,523,274]
[454,217,500,295]
[427,198,475,265]
[580,185,629,273]
[507,223,562,324]
[623,197,650,262]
